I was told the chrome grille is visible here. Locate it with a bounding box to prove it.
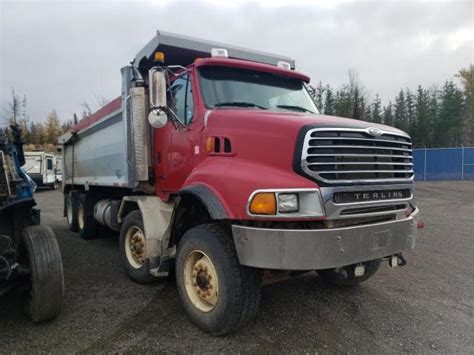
[301,128,414,184]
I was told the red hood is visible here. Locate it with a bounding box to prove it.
[205,109,407,136]
[203,108,408,178]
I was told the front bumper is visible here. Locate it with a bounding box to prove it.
[232,208,419,270]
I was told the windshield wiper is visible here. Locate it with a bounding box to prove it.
[215,102,267,110]
[276,105,314,113]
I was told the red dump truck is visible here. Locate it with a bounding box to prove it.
[59,31,420,335]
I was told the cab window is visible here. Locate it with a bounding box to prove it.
[169,74,194,125]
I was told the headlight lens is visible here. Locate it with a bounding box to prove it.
[277,193,299,213]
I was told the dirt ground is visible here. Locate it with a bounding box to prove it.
[1,181,473,353]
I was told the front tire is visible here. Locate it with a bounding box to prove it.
[317,259,382,287]
[119,211,155,284]
[22,225,64,323]
[175,224,261,335]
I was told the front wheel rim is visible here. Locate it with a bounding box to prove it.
[183,250,219,313]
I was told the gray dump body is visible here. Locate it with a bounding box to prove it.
[59,30,295,189]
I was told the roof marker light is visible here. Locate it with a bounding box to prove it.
[277,61,291,70]
[211,48,228,58]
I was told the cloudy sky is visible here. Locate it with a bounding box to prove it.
[0,0,472,122]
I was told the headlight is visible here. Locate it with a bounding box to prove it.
[248,189,325,218]
[278,193,299,213]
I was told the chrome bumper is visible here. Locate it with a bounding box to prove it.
[232,208,419,270]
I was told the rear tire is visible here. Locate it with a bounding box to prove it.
[22,225,64,323]
[175,224,261,335]
[119,211,155,284]
[77,196,97,240]
[317,259,381,287]
[65,194,79,232]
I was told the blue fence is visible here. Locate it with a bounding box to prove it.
[413,147,474,181]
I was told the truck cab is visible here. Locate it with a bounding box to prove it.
[60,31,420,335]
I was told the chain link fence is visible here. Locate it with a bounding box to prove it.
[413,147,474,181]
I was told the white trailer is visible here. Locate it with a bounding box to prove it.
[23,152,61,189]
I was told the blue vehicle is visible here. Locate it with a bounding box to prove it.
[0,125,64,322]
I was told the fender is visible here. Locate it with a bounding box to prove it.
[179,184,228,220]
[184,158,317,220]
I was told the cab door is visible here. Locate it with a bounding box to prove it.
[154,73,197,194]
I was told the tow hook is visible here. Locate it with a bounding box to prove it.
[389,253,407,268]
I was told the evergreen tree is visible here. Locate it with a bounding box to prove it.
[351,86,363,120]
[334,86,352,118]
[394,90,408,132]
[456,65,474,146]
[405,89,416,137]
[437,80,464,146]
[364,100,372,122]
[323,85,335,115]
[413,86,430,147]
[313,81,325,113]
[428,88,439,147]
[383,102,394,126]
[371,94,382,123]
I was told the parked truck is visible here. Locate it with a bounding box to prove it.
[23,151,62,190]
[59,31,420,335]
[1,126,64,322]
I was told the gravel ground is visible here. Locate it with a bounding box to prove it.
[1,182,473,353]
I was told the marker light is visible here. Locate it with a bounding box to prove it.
[277,61,291,70]
[249,193,276,215]
[211,48,228,58]
[154,51,165,63]
[206,137,215,153]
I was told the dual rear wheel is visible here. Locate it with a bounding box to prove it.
[65,194,97,239]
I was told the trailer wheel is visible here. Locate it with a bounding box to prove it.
[317,259,382,287]
[22,225,64,323]
[65,194,79,232]
[119,211,155,284]
[175,224,261,335]
[77,198,97,239]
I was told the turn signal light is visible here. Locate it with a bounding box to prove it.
[249,193,276,215]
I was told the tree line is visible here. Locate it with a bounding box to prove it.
[309,65,473,148]
[2,92,106,152]
[2,64,473,151]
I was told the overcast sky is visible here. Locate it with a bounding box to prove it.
[0,0,473,122]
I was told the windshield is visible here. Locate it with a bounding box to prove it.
[23,156,42,174]
[198,66,319,114]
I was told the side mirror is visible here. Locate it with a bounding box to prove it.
[148,109,168,128]
[149,68,167,108]
[148,68,168,128]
